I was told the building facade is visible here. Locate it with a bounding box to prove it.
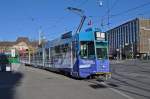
[107,18,150,59]
[0,37,38,57]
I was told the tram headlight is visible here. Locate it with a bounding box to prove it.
[101,65,107,69]
[102,65,105,68]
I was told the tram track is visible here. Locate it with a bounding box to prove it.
[83,78,134,99]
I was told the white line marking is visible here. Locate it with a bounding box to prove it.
[101,82,134,99]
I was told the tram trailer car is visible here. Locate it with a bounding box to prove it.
[39,28,111,79]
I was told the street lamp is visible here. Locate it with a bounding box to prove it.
[119,44,122,60]
[131,42,134,59]
[125,43,129,60]
[42,36,46,67]
[116,49,119,61]
[148,39,150,59]
[97,0,103,7]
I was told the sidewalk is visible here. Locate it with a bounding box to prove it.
[110,60,126,64]
[110,59,140,65]
[11,63,20,71]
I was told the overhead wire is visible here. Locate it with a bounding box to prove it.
[84,0,120,29]
[110,1,150,18]
[100,0,119,28]
[101,0,119,18]
[110,0,119,11]
[100,1,150,28]
[77,0,89,8]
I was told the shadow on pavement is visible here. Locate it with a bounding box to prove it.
[89,84,107,89]
[0,72,23,99]
[106,82,119,87]
[85,79,108,89]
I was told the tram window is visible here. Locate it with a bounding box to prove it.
[40,52,42,56]
[55,46,61,53]
[62,44,69,53]
[96,48,108,59]
[80,41,95,59]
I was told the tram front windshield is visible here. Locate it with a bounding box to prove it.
[80,41,95,59]
[96,48,108,59]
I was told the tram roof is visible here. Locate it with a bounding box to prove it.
[45,28,103,48]
[45,37,72,48]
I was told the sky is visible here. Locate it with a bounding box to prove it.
[0,0,150,41]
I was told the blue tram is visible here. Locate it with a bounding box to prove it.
[43,28,111,79]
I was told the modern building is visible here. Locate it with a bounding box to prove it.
[107,18,150,59]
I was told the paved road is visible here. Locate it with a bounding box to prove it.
[107,60,150,99]
[0,60,150,99]
[0,63,128,99]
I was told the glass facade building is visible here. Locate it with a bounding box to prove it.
[107,18,150,59]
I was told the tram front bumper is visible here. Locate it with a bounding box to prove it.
[91,72,111,80]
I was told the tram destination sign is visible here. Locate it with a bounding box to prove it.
[95,32,105,40]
